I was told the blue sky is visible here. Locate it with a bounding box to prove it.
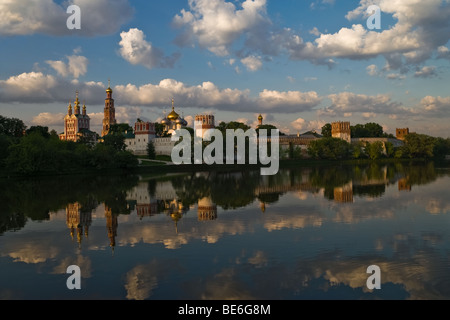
[1,0,450,137]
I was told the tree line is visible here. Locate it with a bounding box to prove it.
[307,123,450,161]
[0,115,138,176]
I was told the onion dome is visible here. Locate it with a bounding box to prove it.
[167,98,179,121]
[106,79,113,93]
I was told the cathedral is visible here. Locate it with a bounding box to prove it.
[59,91,95,143]
[161,99,188,135]
[60,82,116,143]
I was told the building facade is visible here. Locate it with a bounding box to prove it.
[125,120,156,156]
[59,92,94,142]
[194,114,215,137]
[396,128,410,141]
[102,83,117,137]
[332,121,352,143]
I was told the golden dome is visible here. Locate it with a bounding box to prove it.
[106,79,113,93]
[167,110,179,121]
[258,114,263,120]
[167,99,179,121]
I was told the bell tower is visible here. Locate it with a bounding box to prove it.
[102,80,117,137]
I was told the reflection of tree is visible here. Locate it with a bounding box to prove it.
[1,162,445,235]
[353,185,386,198]
[397,162,438,186]
[309,166,353,189]
[0,211,26,235]
[257,193,281,204]
[210,172,261,210]
[169,171,262,210]
[309,166,353,201]
[170,173,211,208]
[0,174,139,233]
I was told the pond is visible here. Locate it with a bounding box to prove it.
[1,162,450,300]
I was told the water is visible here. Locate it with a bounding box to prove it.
[1,162,450,300]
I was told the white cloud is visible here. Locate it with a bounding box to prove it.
[362,112,377,119]
[111,78,322,113]
[309,27,321,36]
[258,90,321,112]
[291,118,306,131]
[32,112,66,126]
[414,66,437,78]
[366,64,379,76]
[241,55,263,71]
[290,118,325,134]
[437,46,450,60]
[420,96,450,116]
[172,0,450,71]
[287,76,296,83]
[46,55,89,79]
[0,72,106,104]
[119,28,180,69]
[320,92,412,118]
[386,73,406,80]
[173,0,269,56]
[0,0,133,36]
[0,71,320,113]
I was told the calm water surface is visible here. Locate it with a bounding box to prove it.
[1,162,450,300]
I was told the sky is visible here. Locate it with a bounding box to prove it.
[1,0,450,137]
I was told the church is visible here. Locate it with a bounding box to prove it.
[161,99,188,135]
[59,91,96,143]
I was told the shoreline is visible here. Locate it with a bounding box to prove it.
[1,157,447,179]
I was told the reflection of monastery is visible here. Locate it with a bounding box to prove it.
[254,165,411,205]
[65,165,413,250]
[66,202,92,246]
[66,201,118,251]
[126,177,218,225]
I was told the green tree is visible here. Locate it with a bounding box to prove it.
[433,137,450,159]
[321,123,332,138]
[364,141,384,160]
[364,123,384,138]
[256,124,280,137]
[147,140,156,160]
[385,142,395,158]
[0,134,13,166]
[352,141,366,159]
[217,121,251,133]
[403,133,436,159]
[0,115,26,138]
[109,123,133,135]
[26,126,50,138]
[351,123,384,138]
[103,134,126,152]
[307,137,352,160]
